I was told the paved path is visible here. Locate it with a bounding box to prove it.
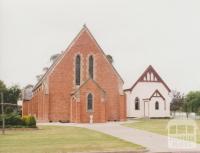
[38,122,200,153]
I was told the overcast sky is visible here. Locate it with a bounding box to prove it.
[0,0,200,93]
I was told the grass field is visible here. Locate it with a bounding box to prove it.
[0,126,143,153]
[123,119,200,143]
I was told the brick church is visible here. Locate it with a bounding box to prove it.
[22,25,126,123]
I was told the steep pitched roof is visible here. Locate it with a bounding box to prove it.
[71,78,106,95]
[83,25,124,83]
[24,84,34,89]
[33,25,124,91]
[149,89,166,100]
[124,65,171,92]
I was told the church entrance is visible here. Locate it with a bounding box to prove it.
[144,101,149,117]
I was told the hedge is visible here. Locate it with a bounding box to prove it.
[0,113,36,128]
[22,116,36,128]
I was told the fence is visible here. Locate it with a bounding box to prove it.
[172,112,200,119]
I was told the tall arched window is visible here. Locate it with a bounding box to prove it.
[135,97,140,110]
[87,93,93,112]
[155,101,159,110]
[75,55,81,85]
[89,55,94,79]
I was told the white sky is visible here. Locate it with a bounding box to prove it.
[0,0,200,94]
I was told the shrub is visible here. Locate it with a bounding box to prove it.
[0,113,23,126]
[6,113,23,125]
[28,116,36,127]
[0,114,36,128]
[21,116,28,125]
[22,115,36,128]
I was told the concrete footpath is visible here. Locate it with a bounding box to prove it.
[38,122,200,153]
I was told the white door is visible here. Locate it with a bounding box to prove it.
[144,102,149,117]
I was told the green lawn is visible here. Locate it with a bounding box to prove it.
[0,126,143,153]
[123,119,200,143]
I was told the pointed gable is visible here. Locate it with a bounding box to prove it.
[139,65,163,83]
[149,89,165,100]
[33,25,123,91]
[71,78,106,96]
[125,65,171,92]
[80,25,124,83]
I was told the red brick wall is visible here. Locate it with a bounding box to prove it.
[23,27,126,123]
[23,85,50,122]
[22,100,28,116]
[119,94,126,121]
[79,80,106,123]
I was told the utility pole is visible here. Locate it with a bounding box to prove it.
[1,92,5,135]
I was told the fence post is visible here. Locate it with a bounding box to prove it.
[1,92,5,135]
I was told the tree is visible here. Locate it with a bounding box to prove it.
[170,90,184,116]
[0,81,21,114]
[106,55,113,64]
[50,53,60,63]
[0,80,7,114]
[4,85,21,104]
[0,80,6,93]
[184,91,200,116]
[43,67,49,73]
[36,74,43,81]
[182,101,191,118]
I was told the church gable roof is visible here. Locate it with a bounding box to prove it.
[149,89,166,100]
[71,78,106,96]
[83,25,124,83]
[125,65,171,92]
[33,25,123,91]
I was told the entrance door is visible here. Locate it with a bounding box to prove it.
[144,102,149,117]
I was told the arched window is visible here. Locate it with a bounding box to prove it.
[75,55,81,85]
[155,101,159,110]
[89,55,94,79]
[87,93,93,112]
[135,97,140,110]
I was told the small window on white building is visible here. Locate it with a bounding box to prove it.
[135,97,140,110]
[155,101,159,110]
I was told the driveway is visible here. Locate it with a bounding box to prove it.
[38,122,200,153]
